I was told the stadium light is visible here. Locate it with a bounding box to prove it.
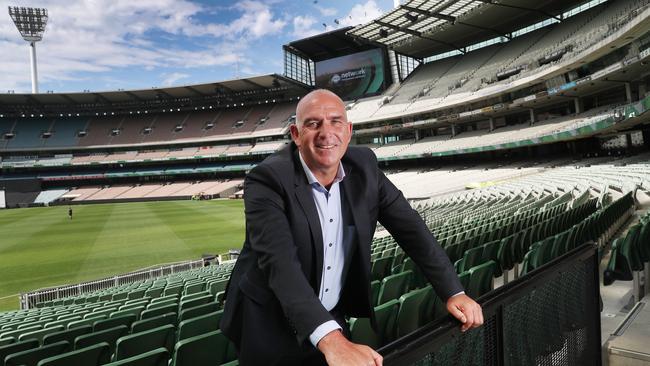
[8,6,48,94]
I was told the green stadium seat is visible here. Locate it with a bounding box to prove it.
[349,299,399,348]
[131,313,177,333]
[141,304,177,320]
[183,283,205,296]
[74,325,128,354]
[4,340,70,366]
[377,271,412,305]
[18,325,64,344]
[42,325,92,345]
[396,287,429,337]
[103,348,168,366]
[458,246,484,273]
[177,311,222,341]
[0,325,41,341]
[466,261,496,299]
[144,288,164,299]
[400,258,427,289]
[67,318,98,329]
[171,330,230,366]
[114,324,175,361]
[36,342,110,366]
[111,307,145,320]
[93,314,137,332]
[0,337,14,346]
[178,303,220,323]
[179,295,213,312]
[371,257,393,281]
[208,280,229,296]
[0,339,40,365]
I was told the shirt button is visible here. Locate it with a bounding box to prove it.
[325,288,329,292]
[329,219,333,222]
[327,266,331,270]
[329,243,333,247]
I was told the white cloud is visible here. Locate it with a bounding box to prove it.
[315,5,337,17]
[292,15,321,39]
[339,0,385,27]
[161,72,190,86]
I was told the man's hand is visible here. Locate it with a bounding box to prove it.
[446,294,483,332]
[318,330,382,366]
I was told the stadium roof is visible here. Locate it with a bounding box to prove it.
[284,27,380,62]
[347,0,589,59]
[0,74,308,109]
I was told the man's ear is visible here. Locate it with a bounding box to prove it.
[290,124,300,146]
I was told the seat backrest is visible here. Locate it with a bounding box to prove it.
[74,325,128,354]
[177,311,222,342]
[102,347,168,366]
[36,342,110,366]
[374,299,399,345]
[172,330,228,366]
[43,325,92,346]
[397,288,428,337]
[4,340,70,366]
[377,271,413,305]
[114,324,175,361]
[131,313,177,334]
[0,339,40,366]
[178,303,220,323]
[93,315,137,332]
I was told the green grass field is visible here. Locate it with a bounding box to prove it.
[0,200,245,312]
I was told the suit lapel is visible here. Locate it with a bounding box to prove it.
[341,163,371,269]
[293,166,325,289]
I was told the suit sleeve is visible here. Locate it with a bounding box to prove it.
[244,164,334,344]
[374,162,464,301]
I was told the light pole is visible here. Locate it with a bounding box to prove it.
[8,6,49,94]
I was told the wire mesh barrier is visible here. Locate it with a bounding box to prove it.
[380,243,601,366]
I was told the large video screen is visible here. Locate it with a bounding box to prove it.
[315,49,387,101]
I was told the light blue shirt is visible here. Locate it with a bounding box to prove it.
[298,153,347,347]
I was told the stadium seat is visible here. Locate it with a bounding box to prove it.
[466,261,496,299]
[171,330,230,366]
[18,325,64,344]
[0,339,40,365]
[0,337,14,347]
[141,304,177,319]
[36,342,110,366]
[4,340,70,366]
[93,314,137,332]
[131,313,177,333]
[178,303,220,323]
[377,271,412,305]
[42,325,92,345]
[349,299,399,348]
[371,257,393,281]
[396,287,429,337]
[104,348,168,366]
[114,324,175,361]
[74,325,128,354]
[177,311,222,341]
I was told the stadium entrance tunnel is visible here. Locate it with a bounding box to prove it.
[379,243,601,366]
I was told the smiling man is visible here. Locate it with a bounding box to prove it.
[221,89,483,366]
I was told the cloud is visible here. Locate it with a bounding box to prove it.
[315,5,337,17]
[339,0,385,27]
[161,72,190,86]
[292,15,322,39]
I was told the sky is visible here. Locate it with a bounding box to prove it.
[0,0,396,93]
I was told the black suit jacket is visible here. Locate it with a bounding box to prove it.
[221,143,462,361]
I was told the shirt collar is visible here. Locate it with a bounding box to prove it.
[298,151,346,187]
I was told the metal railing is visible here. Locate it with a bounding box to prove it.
[381,243,601,366]
[19,258,207,309]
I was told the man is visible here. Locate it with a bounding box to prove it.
[221,89,483,366]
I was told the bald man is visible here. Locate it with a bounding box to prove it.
[221,89,482,366]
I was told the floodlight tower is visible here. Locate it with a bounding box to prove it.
[8,6,49,94]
